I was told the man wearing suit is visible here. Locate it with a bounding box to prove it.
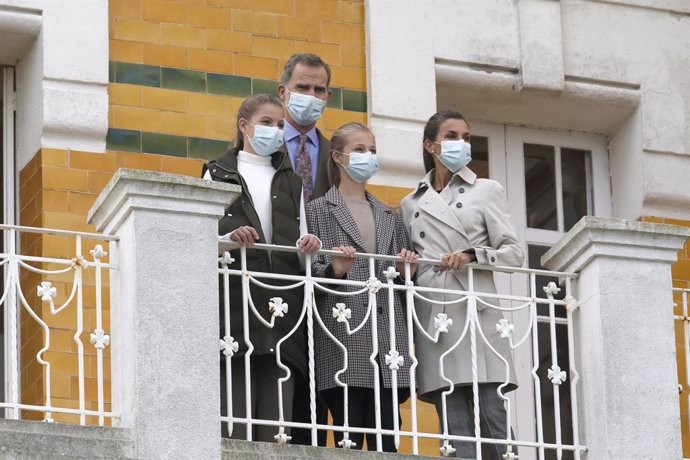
[278,53,331,445]
[278,53,332,202]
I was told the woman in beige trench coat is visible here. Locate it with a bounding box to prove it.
[400,111,524,460]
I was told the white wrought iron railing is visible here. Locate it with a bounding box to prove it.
[1,224,117,426]
[218,241,586,459]
[674,287,690,460]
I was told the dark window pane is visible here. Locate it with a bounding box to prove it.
[470,136,489,179]
[561,148,592,231]
[524,143,557,230]
[528,244,566,318]
[537,323,574,460]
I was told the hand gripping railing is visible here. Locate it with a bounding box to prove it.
[0,224,117,425]
[218,240,586,459]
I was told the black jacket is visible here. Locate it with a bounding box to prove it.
[204,148,307,376]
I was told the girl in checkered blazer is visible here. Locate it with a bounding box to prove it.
[305,122,418,452]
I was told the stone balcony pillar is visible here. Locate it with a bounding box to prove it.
[87,169,240,460]
[542,217,690,460]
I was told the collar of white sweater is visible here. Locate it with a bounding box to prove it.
[237,150,273,166]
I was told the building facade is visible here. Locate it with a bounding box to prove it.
[1,0,689,457]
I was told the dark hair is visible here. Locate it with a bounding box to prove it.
[281,53,331,88]
[327,122,372,187]
[422,110,467,173]
[234,94,283,150]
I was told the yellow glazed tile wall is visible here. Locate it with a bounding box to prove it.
[109,0,367,144]
[110,0,366,88]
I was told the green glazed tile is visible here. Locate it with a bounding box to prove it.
[188,137,231,161]
[141,132,187,157]
[109,61,116,83]
[326,87,342,109]
[342,89,367,113]
[207,74,251,97]
[251,78,279,97]
[115,62,160,88]
[161,68,206,93]
[106,128,141,153]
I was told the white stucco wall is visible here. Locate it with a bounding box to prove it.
[367,0,690,221]
[0,0,108,169]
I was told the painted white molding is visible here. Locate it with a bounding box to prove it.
[518,0,564,91]
[368,0,690,221]
[88,169,241,459]
[585,0,690,14]
[0,0,108,169]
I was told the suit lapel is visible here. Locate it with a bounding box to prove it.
[314,130,330,199]
[326,188,368,252]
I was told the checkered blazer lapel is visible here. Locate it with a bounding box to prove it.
[326,187,368,252]
[368,192,395,257]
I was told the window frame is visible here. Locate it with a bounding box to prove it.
[505,125,612,250]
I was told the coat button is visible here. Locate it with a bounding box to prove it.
[414,212,419,218]
[490,256,496,263]
[433,266,439,273]
[456,202,463,208]
[420,231,425,238]
[212,169,217,173]
[459,187,465,193]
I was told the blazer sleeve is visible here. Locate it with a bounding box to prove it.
[392,211,412,254]
[398,198,413,244]
[392,211,415,284]
[306,200,341,279]
[473,181,525,268]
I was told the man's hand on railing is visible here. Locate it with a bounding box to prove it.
[331,245,356,278]
[296,234,322,254]
[439,250,476,273]
[228,226,260,247]
[395,248,420,277]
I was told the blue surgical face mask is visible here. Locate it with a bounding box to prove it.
[246,122,284,156]
[340,151,379,183]
[286,90,327,126]
[435,139,472,173]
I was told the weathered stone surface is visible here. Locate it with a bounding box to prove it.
[543,216,689,460]
[0,419,134,459]
[222,438,423,460]
[88,168,241,459]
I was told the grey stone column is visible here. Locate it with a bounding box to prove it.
[88,169,240,460]
[542,217,690,460]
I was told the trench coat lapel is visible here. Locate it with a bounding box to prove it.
[325,187,369,252]
[418,166,476,242]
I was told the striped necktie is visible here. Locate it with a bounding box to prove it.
[295,134,313,202]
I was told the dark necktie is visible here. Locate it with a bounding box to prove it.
[295,134,313,202]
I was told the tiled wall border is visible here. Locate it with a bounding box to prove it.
[108,61,368,158]
[108,61,367,112]
[107,128,230,160]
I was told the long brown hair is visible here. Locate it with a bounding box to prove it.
[422,111,467,173]
[327,122,372,187]
[234,94,283,150]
